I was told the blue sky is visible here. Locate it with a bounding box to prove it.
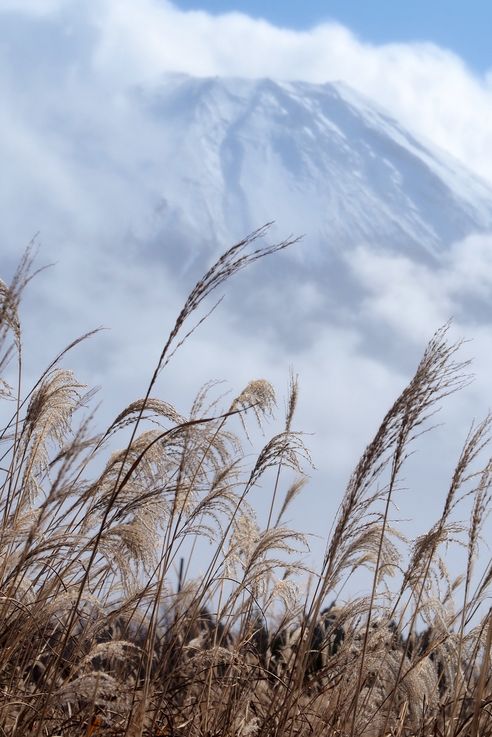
[173,0,492,72]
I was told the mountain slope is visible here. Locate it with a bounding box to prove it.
[136,73,492,262]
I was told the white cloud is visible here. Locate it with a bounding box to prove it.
[0,0,68,14]
[346,233,492,343]
[346,247,450,343]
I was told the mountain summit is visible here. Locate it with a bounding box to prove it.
[138,73,492,262]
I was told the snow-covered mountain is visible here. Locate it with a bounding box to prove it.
[136,73,492,265]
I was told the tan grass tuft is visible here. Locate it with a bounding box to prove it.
[0,244,491,737]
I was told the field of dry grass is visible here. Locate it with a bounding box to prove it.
[0,236,491,736]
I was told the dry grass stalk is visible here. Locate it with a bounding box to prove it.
[0,237,491,736]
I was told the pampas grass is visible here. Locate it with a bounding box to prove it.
[0,231,491,736]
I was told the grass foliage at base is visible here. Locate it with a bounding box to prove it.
[0,236,491,736]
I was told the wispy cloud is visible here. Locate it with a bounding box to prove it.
[346,233,492,342]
